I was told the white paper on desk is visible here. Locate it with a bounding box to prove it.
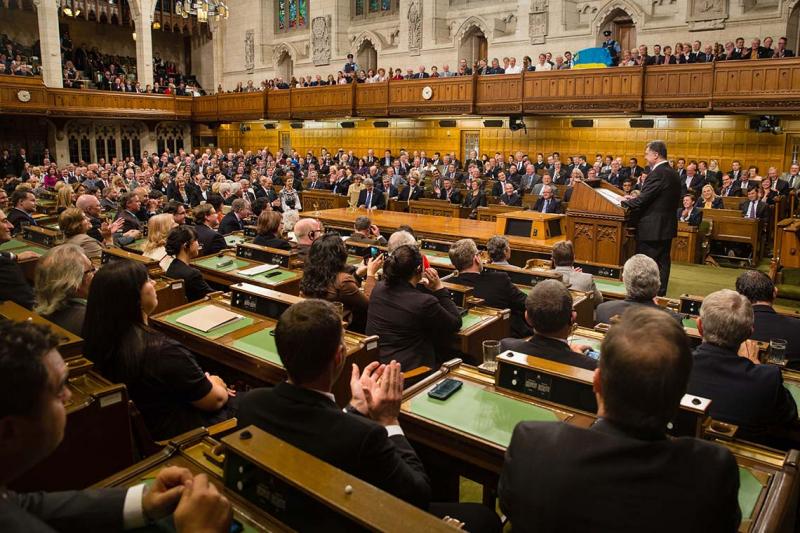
[596,188,623,207]
[238,263,279,276]
[176,306,244,332]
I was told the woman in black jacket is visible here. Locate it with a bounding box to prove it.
[253,210,292,250]
[165,225,213,302]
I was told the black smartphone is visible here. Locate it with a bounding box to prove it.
[427,378,463,401]
[265,269,282,278]
[369,246,380,258]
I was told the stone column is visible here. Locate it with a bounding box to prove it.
[209,19,224,91]
[33,0,63,88]
[131,0,155,87]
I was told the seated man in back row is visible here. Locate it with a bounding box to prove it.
[595,254,682,325]
[501,280,598,371]
[499,307,740,532]
[550,240,602,307]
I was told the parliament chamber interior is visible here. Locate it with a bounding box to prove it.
[5,0,800,531]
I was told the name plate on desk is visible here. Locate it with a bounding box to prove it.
[236,242,296,267]
[230,282,302,319]
[496,351,710,437]
[22,225,62,247]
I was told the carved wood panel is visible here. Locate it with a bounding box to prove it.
[291,84,354,119]
[474,74,523,115]
[643,63,713,113]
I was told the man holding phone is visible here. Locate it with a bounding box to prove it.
[348,216,387,246]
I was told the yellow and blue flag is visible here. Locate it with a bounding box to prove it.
[573,47,613,69]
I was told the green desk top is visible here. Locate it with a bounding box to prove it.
[225,235,245,247]
[738,467,764,520]
[595,278,625,295]
[460,312,489,331]
[194,256,250,273]
[424,252,453,266]
[682,317,698,329]
[235,268,298,285]
[0,239,28,251]
[786,382,800,413]
[231,328,283,367]
[162,304,255,340]
[568,334,602,352]
[408,380,560,447]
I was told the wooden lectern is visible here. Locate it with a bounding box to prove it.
[565,180,635,268]
[776,218,800,269]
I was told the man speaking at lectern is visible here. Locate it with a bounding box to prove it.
[621,141,681,296]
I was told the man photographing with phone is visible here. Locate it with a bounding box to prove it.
[348,216,387,246]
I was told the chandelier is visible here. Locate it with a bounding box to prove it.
[175,0,229,22]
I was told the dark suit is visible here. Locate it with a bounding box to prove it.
[533,197,561,214]
[499,192,522,206]
[687,342,797,438]
[751,304,800,364]
[357,188,385,210]
[677,206,703,226]
[451,271,530,338]
[499,418,740,533]
[253,233,292,250]
[238,382,431,509]
[218,211,244,235]
[595,298,683,326]
[501,335,596,370]
[166,258,212,302]
[462,191,487,210]
[621,161,681,295]
[719,184,740,198]
[376,184,399,199]
[681,174,703,195]
[740,199,768,221]
[437,188,462,204]
[7,208,37,235]
[114,210,142,234]
[333,178,352,196]
[194,223,227,255]
[0,252,35,309]
[398,185,423,201]
[306,179,329,190]
[0,488,128,532]
[189,188,210,206]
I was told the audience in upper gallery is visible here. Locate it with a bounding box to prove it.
[164,225,213,303]
[33,244,92,336]
[500,306,741,532]
[595,255,683,325]
[550,240,603,307]
[687,289,798,443]
[735,270,800,365]
[237,299,501,532]
[82,260,234,440]
[448,238,530,338]
[500,280,597,370]
[0,320,234,533]
[366,244,462,370]
[299,233,382,332]
[0,209,36,309]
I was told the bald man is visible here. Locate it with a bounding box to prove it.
[76,194,126,244]
[293,218,321,261]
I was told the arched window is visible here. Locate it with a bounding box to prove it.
[276,0,308,32]
[353,0,397,19]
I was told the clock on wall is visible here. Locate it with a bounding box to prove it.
[17,89,31,102]
[421,86,433,100]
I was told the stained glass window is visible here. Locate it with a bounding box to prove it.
[369,0,378,12]
[276,0,306,32]
[353,0,395,18]
[381,0,390,9]
[355,0,363,15]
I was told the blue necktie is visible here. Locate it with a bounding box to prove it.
[366,192,372,207]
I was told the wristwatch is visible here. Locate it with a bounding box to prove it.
[0,251,15,262]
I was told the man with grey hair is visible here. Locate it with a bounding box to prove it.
[348,215,387,246]
[34,244,93,336]
[486,236,511,266]
[218,198,251,235]
[500,280,596,369]
[552,240,602,307]
[357,178,385,210]
[595,254,681,325]
[448,239,530,338]
[387,230,417,253]
[687,289,797,439]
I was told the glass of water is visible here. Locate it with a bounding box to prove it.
[482,340,501,372]
[769,339,788,365]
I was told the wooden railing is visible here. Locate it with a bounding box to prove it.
[5,58,800,122]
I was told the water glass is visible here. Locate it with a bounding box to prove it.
[768,339,787,365]
[482,340,501,372]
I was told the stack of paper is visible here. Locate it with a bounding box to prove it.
[239,263,280,276]
[176,306,244,332]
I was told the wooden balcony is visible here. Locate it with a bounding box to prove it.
[5,58,800,123]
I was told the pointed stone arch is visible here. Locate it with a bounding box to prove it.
[453,16,490,49]
[592,0,645,35]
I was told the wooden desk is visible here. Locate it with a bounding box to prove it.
[303,208,563,256]
[300,189,349,212]
[702,208,762,261]
[0,300,83,357]
[454,306,510,363]
[671,222,702,264]
[0,237,48,282]
[150,295,377,406]
[95,429,291,532]
[10,357,135,492]
[408,198,472,218]
[192,251,302,296]
[776,218,800,269]
[476,204,522,222]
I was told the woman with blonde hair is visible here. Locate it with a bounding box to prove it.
[700,184,723,209]
[347,175,366,208]
[142,213,177,271]
[34,244,94,335]
[54,183,75,213]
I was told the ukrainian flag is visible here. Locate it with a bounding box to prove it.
[572,47,613,69]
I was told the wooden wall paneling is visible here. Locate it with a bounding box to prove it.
[192,95,219,122]
[354,82,389,117]
[290,84,354,120]
[267,90,292,119]
[388,77,474,116]
[712,58,800,113]
[642,63,713,114]
[522,68,643,115]
[217,92,266,122]
[0,74,49,115]
[46,89,188,119]
[474,74,523,115]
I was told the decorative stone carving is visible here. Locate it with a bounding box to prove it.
[529,0,548,44]
[408,0,422,55]
[244,30,255,72]
[687,0,728,30]
[311,16,331,66]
